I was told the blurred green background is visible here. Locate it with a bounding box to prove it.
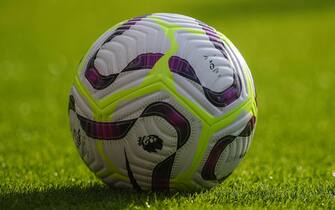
[0,0,334,209]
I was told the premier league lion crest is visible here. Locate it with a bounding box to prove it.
[137,135,163,153]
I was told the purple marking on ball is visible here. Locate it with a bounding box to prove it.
[77,114,136,140]
[103,15,148,44]
[169,56,201,84]
[199,23,228,59]
[201,115,256,181]
[76,102,190,149]
[85,53,163,90]
[203,73,241,107]
[202,135,236,180]
[240,116,256,137]
[140,102,190,149]
[123,53,164,72]
[168,56,241,107]
[85,67,118,90]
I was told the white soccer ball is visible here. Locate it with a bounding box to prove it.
[68,13,258,191]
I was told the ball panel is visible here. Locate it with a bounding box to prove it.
[80,16,171,100]
[214,135,254,180]
[71,88,203,190]
[196,112,256,186]
[166,23,250,116]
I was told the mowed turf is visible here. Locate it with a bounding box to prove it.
[0,0,334,209]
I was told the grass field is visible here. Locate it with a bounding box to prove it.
[0,0,334,209]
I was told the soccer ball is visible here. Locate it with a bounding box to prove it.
[68,13,257,191]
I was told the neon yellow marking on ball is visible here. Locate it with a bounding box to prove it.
[74,76,100,118]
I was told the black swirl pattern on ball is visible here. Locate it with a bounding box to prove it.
[201,116,256,181]
[125,150,142,191]
[71,101,191,191]
[169,56,241,107]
